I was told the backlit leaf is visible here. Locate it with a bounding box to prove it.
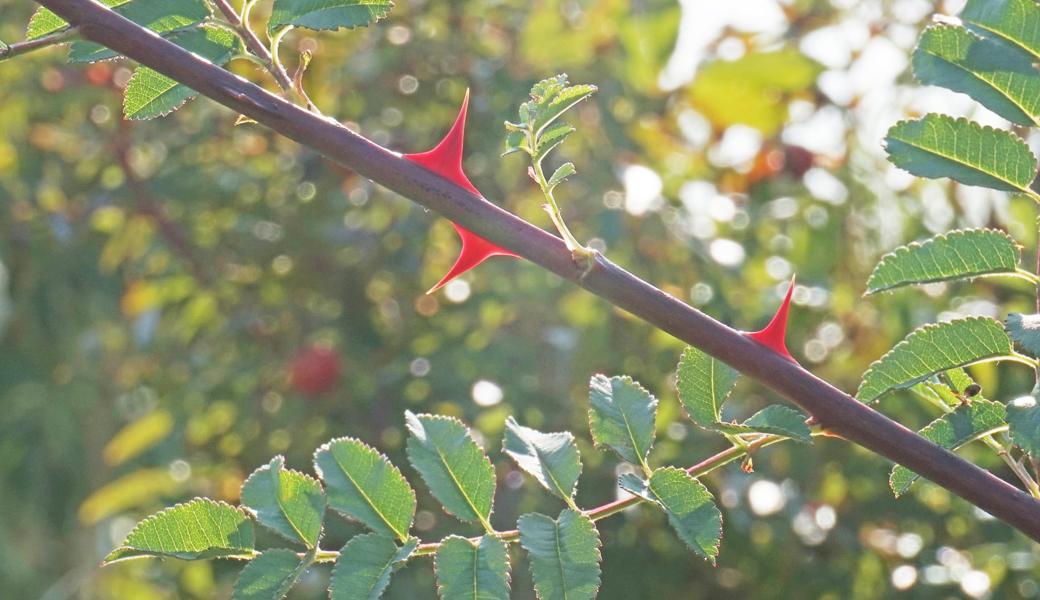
[69,0,211,63]
[962,0,1040,61]
[404,412,496,528]
[1006,313,1040,357]
[856,317,1014,403]
[1008,392,1040,459]
[866,229,1022,294]
[103,498,254,564]
[241,456,326,548]
[884,114,1037,194]
[913,24,1040,126]
[268,0,394,33]
[314,437,415,541]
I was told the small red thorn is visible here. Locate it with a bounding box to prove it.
[404,89,518,294]
[745,276,796,361]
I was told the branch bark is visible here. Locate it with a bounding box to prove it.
[34,0,1040,542]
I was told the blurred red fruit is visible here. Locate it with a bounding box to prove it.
[289,346,341,396]
[783,145,815,179]
[85,63,112,87]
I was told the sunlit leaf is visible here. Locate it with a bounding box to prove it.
[103,498,254,564]
[102,409,174,466]
[404,412,496,528]
[546,162,576,191]
[913,25,1040,127]
[123,26,242,120]
[434,535,511,600]
[268,0,394,33]
[866,229,1022,294]
[962,0,1040,61]
[884,114,1037,194]
[26,0,126,39]
[68,0,211,63]
[241,456,326,548]
[314,437,415,541]
[856,317,1014,403]
[1008,392,1040,459]
[518,509,601,600]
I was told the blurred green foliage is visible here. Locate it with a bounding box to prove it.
[2,0,1040,598]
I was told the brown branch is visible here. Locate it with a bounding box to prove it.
[34,0,1040,542]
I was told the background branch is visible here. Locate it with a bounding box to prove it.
[33,0,1040,542]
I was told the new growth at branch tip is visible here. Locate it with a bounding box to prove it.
[745,275,797,361]
[402,89,519,294]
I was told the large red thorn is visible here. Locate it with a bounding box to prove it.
[745,276,796,361]
[403,89,518,294]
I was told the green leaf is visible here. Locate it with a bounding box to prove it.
[1006,313,1040,357]
[866,229,1022,294]
[523,75,597,137]
[856,317,1015,403]
[103,498,255,564]
[676,346,739,432]
[890,400,1007,496]
[619,467,723,564]
[913,25,1040,127]
[502,129,528,157]
[587,374,657,468]
[1008,392,1040,459]
[232,549,306,600]
[962,0,1040,61]
[546,163,576,191]
[434,535,511,600]
[884,114,1038,194]
[740,405,812,443]
[404,411,496,529]
[268,0,394,33]
[314,437,415,542]
[329,534,417,600]
[517,509,602,600]
[69,0,211,63]
[534,122,575,160]
[676,348,810,441]
[241,456,326,548]
[26,0,126,40]
[502,417,582,501]
[123,26,242,120]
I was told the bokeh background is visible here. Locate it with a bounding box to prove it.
[2,0,1040,597]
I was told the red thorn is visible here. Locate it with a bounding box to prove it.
[404,89,518,294]
[745,276,796,361]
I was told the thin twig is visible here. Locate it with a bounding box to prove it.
[208,0,317,111]
[32,0,1040,543]
[0,28,77,62]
